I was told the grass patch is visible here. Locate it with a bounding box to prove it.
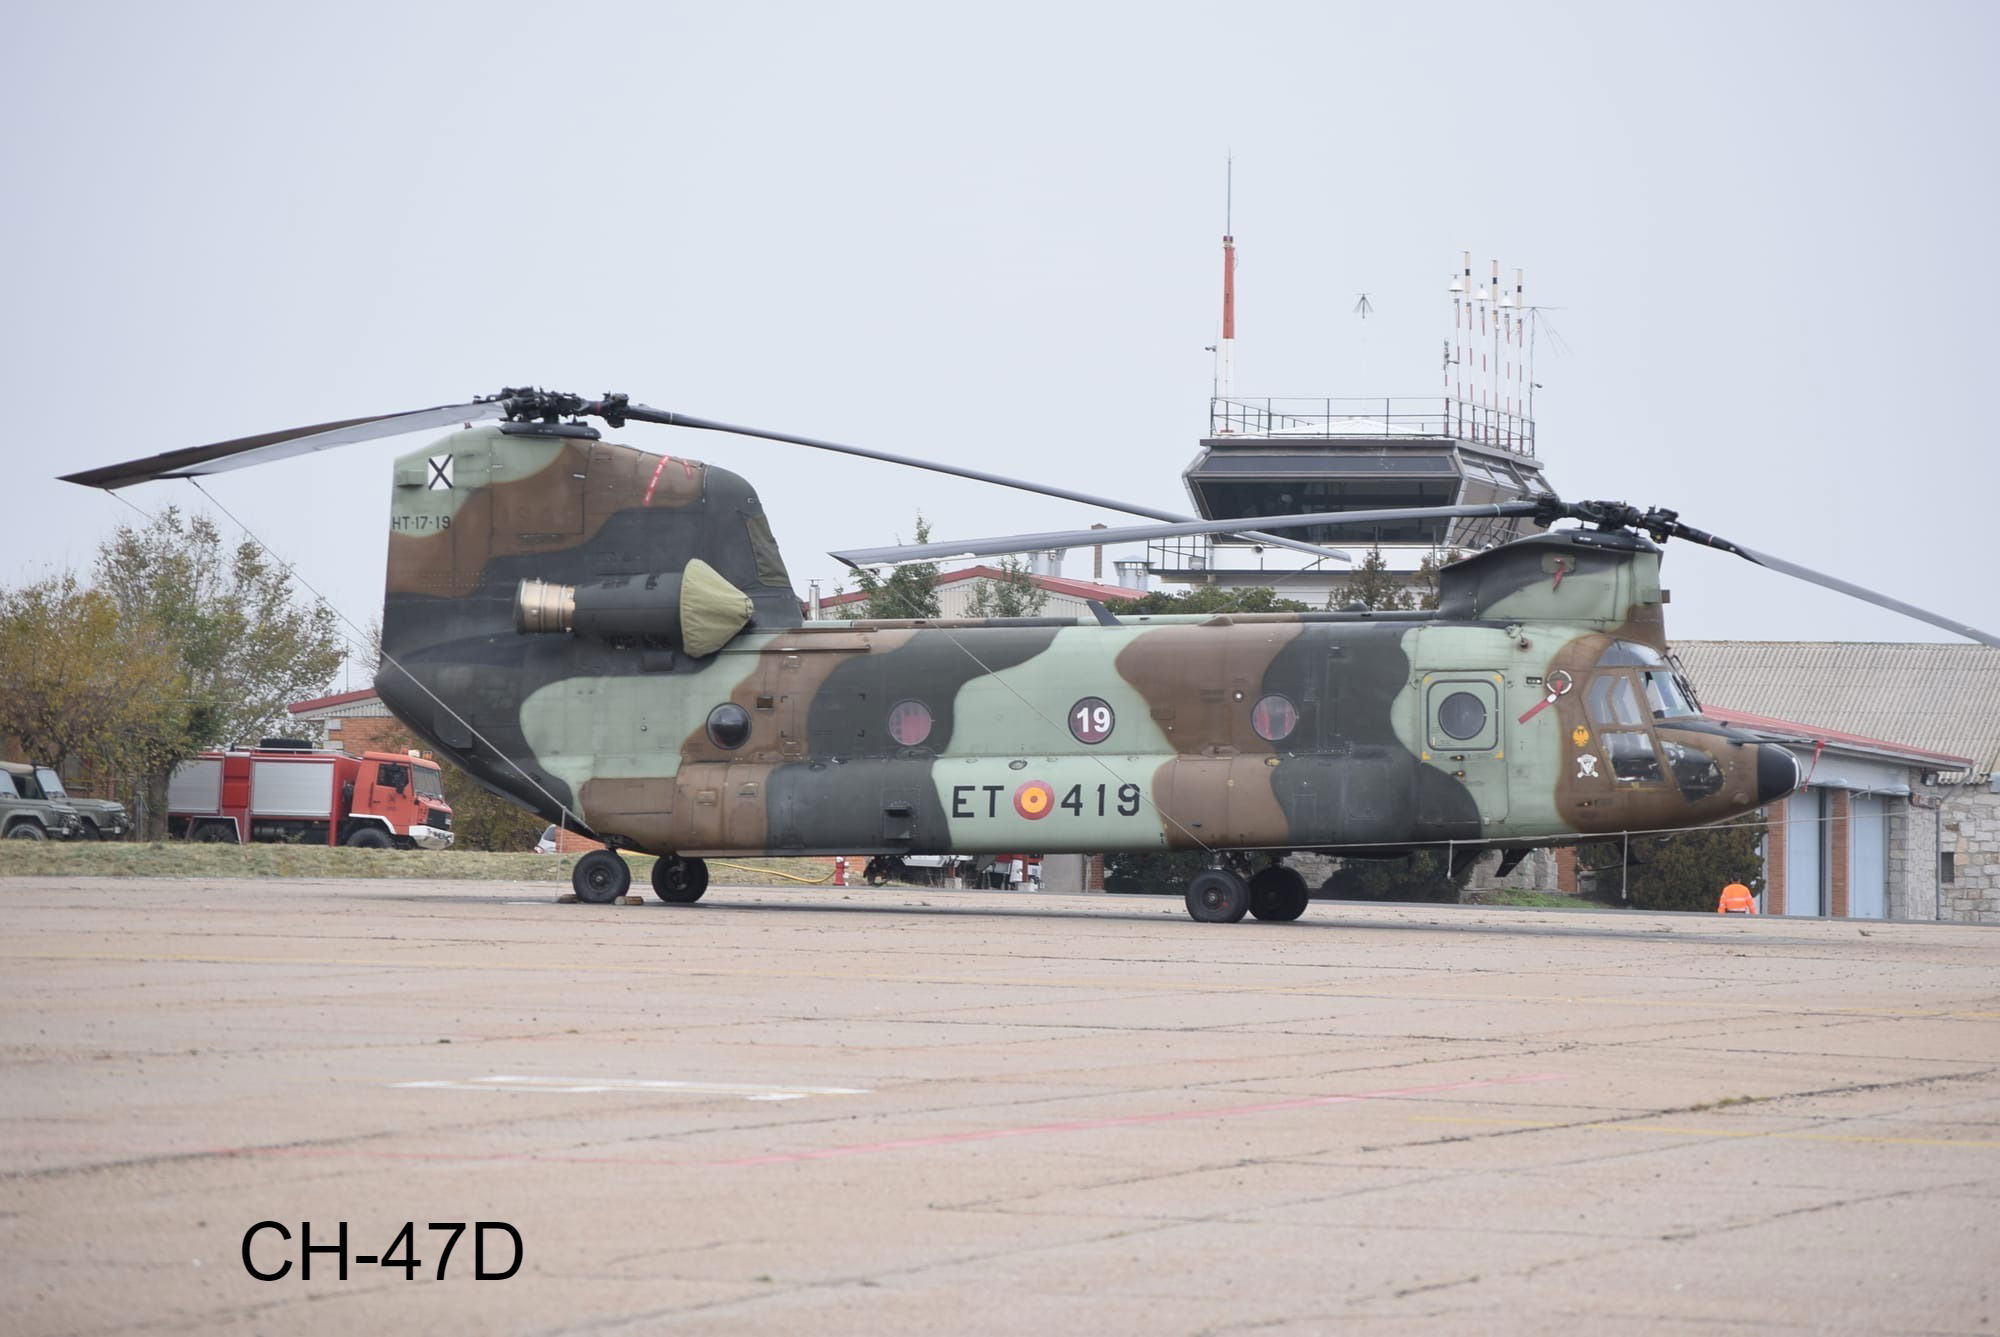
[0,841,837,887]
[1467,888,1595,909]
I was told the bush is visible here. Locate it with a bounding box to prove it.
[1323,850,1462,903]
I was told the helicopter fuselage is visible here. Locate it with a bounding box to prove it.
[373,426,1797,863]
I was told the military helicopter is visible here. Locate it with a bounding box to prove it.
[62,389,1999,923]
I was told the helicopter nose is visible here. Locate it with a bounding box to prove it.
[1755,744,1801,804]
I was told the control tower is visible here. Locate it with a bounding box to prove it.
[1148,248,1555,607]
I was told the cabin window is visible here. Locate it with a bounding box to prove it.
[1596,640,1665,668]
[1436,691,1488,742]
[706,703,752,750]
[1251,695,1298,743]
[1069,697,1115,745]
[1586,674,1645,727]
[377,763,409,791]
[1602,730,1664,783]
[887,700,933,747]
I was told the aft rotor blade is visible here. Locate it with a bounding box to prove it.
[1674,527,2000,648]
[61,399,509,490]
[616,403,1352,566]
[832,500,1545,568]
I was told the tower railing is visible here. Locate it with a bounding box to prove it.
[1209,396,1535,456]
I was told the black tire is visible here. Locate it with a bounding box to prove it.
[652,855,710,904]
[193,823,235,844]
[344,827,393,849]
[1185,868,1251,923]
[864,857,893,887]
[76,821,102,842]
[572,849,631,903]
[7,823,47,841]
[1249,865,1311,922]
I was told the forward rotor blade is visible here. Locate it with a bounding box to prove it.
[1677,529,2000,648]
[616,404,1352,566]
[61,399,509,490]
[832,501,1545,568]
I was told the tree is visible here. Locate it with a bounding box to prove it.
[94,508,347,835]
[1576,820,1766,912]
[965,556,1050,618]
[1104,585,1311,616]
[1330,546,1413,611]
[0,573,185,782]
[843,515,943,620]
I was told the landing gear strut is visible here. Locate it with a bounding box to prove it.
[572,849,630,903]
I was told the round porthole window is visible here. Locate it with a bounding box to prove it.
[1251,694,1298,743]
[706,702,752,750]
[1438,691,1488,741]
[887,700,933,747]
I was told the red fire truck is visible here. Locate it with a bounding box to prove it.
[166,740,453,849]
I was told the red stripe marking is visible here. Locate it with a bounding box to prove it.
[641,454,672,506]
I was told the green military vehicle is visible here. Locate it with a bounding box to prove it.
[25,765,130,840]
[0,762,85,841]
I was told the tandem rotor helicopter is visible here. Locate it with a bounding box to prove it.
[62,388,2000,923]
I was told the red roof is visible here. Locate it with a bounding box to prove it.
[817,565,1138,609]
[288,687,379,715]
[1702,704,1973,769]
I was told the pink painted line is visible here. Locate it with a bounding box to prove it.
[697,1073,1566,1168]
[177,1072,1563,1172]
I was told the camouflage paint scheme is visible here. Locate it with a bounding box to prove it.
[377,427,1795,861]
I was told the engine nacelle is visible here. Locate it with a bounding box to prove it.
[515,559,754,656]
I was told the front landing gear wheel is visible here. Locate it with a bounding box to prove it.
[652,855,709,904]
[1249,865,1311,922]
[572,849,630,903]
[1185,868,1251,923]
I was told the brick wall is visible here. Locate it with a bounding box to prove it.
[1767,801,1789,915]
[1828,790,1851,919]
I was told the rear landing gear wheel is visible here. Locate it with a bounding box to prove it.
[1248,865,1310,922]
[1185,868,1251,923]
[652,855,709,904]
[572,849,630,903]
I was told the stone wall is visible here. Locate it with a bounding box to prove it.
[1887,795,1941,922]
[1940,787,2000,925]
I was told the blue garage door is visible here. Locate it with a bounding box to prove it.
[1849,795,1887,920]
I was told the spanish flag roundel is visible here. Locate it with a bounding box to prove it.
[1013,781,1055,820]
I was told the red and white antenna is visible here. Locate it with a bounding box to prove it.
[1219,156,1237,401]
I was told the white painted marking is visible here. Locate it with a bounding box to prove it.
[391,1074,869,1101]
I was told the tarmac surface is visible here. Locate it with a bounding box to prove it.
[3,875,1998,1336]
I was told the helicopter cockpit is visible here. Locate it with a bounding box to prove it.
[1583,640,1727,800]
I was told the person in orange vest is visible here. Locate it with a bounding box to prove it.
[1717,882,1758,914]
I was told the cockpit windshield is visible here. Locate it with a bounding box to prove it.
[414,766,445,799]
[1642,670,1700,719]
[34,767,68,799]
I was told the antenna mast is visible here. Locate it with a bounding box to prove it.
[1219,157,1236,401]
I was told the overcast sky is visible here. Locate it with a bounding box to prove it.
[6,1,1996,688]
